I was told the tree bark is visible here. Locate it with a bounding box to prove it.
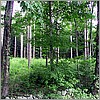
[32,47,35,58]
[46,52,48,66]
[32,20,35,58]
[49,1,54,70]
[56,2,60,64]
[74,18,78,57]
[89,2,94,58]
[1,27,4,47]
[56,48,59,64]
[24,47,26,58]
[90,1,99,95]
[27,27,28,58]
[1,1,14,98]
[14,36,16,57]
[20,34,23,58]
[84,20,89,59]
[70,23,73,58]
[27,25,32,68]
[70,35,73,58]
[40,46,42,58]
[95,1,99,77]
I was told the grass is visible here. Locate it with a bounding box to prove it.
[8,57,98,99]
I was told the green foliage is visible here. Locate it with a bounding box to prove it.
[9,58,98,99]
[7,1,98,99]
[78,58,96,89]
[11,1,97,61]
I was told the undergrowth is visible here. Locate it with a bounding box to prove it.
[9,57,99,99]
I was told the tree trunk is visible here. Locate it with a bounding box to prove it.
[84,23,87,59]
[56,3,60,64]
[95,1,99,77]
[33,47,35,58]
[20,34,23,58]
[27,25,32,68]
[74,18,79,79]
[32,20,35,58]
[1,1,14,98]
[84,20,89,59]
[90,2,99,95]
[70,35,73,58]
[56,48,59,64]
[14,36,16,57]
[27,27,28,58]
[89,2,94,58]
[49,1,53,70]
[1,27,4,47]
[74,18,78,57]
[76,33,78,57]
[46,51,48,66]
[24,47,26,58]
[70,23,73,58]
[40,46,42,58]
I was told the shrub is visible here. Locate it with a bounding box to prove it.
[9,58,98,99]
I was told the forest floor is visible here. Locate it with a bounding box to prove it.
[6,58,99,99]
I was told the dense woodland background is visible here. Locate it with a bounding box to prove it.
[1,1,99,99]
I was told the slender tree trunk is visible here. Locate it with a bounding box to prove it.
[74,18,79,79]
[45,23,48,66]
[70,23,73,58]
[84,24,87,59]
[40,46,42,58]
[56,48,59,64]
[70,35,73,58]
[27,24,32,68]
[44,6,49,66]
[46,51,48,66]
[32,20,35,58]
[27,27,28,58]
[24,47,26,58]
[95,1,99,77]
[25,27,27,58]
[86,22,89,58]
[14,36,16,57]
[56,28,60,62]
[1,1,14,98]
[74,18,78,57]
[89,2,94,58]
[84,20,89,59]
[49,1,53,70]
[20,34,23,58]
[1,27,4,47]
[76,33,78,57]
[33,47,35,58]
[56,4,60,64]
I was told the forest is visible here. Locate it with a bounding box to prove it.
[1,1,99,99]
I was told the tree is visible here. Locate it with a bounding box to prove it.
[14,36,16,57]
[1,1,14,98]
[49,1,54,70]
[74,18,79,57]
[95,1,99,77]
[20,33,23,58]
[84,19,89,59]
[89,1,99,95]
[27,24,32,68]
[89,2,95,58]
[56,1,60,63]
[70,23,73,58]
[32,20,35,58]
